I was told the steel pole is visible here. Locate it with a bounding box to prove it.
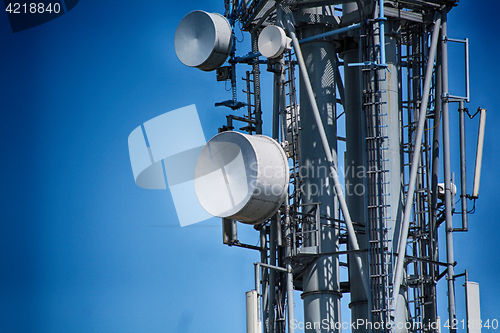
[426,31,442,333]
[284,200,295,333]
[270,51,284,333]
[440,10,457,332]
[379,0,386,65]
[273,69,281,140]
[299,23,361,44]
[269,217,277,333]
[260,226,269,333]
[458,99,468,231]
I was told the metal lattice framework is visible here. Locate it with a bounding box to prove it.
[211,1,480,333]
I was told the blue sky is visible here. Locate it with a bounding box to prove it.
[1,1,499,332]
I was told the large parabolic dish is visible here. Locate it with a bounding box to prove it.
[174,10,232,71]
[194,131,289,224]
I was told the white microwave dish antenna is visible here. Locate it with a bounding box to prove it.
[258,25,291,59]
[174,10,232,71]
[194,131,289,224]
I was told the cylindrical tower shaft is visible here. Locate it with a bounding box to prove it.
[341,3,370,327]
[298,7,340,332]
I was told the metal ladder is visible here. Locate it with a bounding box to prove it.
[361,17,394,332]
[283,52,301,212]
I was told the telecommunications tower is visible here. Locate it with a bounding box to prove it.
[173,1,487,332]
